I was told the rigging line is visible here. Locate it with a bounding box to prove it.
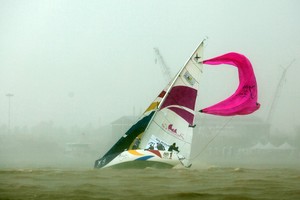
[190,116,234,161]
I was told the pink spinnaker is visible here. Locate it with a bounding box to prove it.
[200,52,260,116]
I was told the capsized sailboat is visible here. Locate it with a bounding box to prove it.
[94,41,260,169]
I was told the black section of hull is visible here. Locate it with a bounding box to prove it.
[94,111,155,168]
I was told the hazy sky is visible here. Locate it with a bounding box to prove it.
[0,0,299,132]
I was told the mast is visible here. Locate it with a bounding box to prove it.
[143,41,205,134]
[158,40,205,110]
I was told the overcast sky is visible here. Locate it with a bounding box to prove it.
[0,0,299,133]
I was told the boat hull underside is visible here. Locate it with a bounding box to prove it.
[107,160,174,169]
[95,150,182,169]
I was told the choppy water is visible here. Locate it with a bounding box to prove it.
[0,166,299,200]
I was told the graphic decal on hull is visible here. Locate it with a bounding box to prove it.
[135,155,154,161]
[128,150,144,156]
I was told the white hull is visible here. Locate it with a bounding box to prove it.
[99,150,183,169]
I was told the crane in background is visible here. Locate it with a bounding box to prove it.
[266,59,295,124]
[153,48,172,83]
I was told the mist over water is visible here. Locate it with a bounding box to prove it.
[0,118,299,170]
[0,123,109,169]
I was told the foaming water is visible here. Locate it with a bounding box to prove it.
[0,167,299,200]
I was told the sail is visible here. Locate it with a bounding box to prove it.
[95,41,204,168]
[138,42,204,165]
[200,52,260,116]
[94,85,169,168]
